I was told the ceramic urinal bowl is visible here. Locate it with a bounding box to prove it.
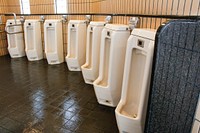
[81,21,105,84]
[66,20,87,71]
[44,20,64,65]
[24,20,43,61]
[115,29,156,133]
[93,24,130,107]
[6,19,25,58]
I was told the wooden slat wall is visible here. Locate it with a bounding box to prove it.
[95,0,200,28]
[7,0,21,14]
[30,0,54,14]
[0,0,8,56]
[1,0,200,56]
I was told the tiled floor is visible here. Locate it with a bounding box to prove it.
[0,55,119,133]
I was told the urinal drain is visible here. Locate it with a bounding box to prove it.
[105,100,110,103]
[51,60,57,63]
[13,54,19,56]
[86,79,93,83]
[71,67,78,69]
[133,114,137,118]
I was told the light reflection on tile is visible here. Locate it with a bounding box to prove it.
[0,56,118,132]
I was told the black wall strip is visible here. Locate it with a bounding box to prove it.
[1,13,200,20]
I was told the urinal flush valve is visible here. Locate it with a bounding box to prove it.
[39,16,45,23]
[20,16,25,24]
[85,15,91,25]
[61,15,67,23]
[129,17,139,30]
[105,16,112,24]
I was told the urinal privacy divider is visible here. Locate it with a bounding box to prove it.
[145,20,200,133]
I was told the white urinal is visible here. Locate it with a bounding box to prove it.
[6,19,25,58]
[93,24,130,107]
[44,20,64,65]
[66,20,87,71]
[115,29,156,133]
[24,20,43,61]
[81,21,105,84]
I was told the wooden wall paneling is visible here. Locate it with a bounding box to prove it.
[0,0,8,56]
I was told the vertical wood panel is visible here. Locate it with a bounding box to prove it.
[0,0,8,56]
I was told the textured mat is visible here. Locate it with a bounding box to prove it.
[145,20,200,133]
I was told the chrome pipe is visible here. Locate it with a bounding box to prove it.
[12,13,17,24]
[6,31,23,35]
[5,24,23,34]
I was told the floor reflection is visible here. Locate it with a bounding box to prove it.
[0,56,118,132]
[31,89,45,119]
